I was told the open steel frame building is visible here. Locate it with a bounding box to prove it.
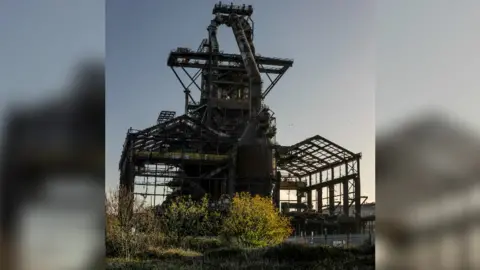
[118,2,373,233]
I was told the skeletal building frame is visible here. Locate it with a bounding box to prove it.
[119,114,238,205]
[119,3,294,207]
[275,135,364,228]
[118,2,370,233]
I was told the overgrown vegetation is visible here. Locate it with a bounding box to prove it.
[106,188,374,269]
[159,195,221,243]
[221,193,292,247]
[106,189,160,259]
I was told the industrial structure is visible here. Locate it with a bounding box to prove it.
[119,2,374,233]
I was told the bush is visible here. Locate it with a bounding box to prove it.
[106,188,160,259]
[181,236,223,252]
[160,195,221,243]
[220,192,292,248]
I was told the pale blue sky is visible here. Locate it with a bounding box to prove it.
[106,1,376,201]
[0,1,104,105]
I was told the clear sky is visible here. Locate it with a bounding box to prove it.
[106,1,375,202]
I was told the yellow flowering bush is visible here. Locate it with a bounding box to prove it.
[221,192,292,247]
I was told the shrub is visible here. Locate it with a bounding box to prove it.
[106,187,159,259]
[221,193,292,247]
[160,195,221,243]
[181,236,223,252]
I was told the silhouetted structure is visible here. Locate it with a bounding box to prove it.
[118,2,371,233]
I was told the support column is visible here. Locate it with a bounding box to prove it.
[221,179,227,198]
[227,149,236,197]
[184,89,190,114]
[296,186,302,212]
[329,185,335,215]
[354,159,362,230]
[343,179,349,216]
[119,157,135,227]
[274,171,281,208]
[354,178,361,215]
[329,167,335,215]
[307,175,312,209]
[307,190,312,210]
[317,188,322,212]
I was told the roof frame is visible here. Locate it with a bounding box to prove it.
[277,135,359,177]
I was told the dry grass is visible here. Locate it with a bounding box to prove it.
[106,242,375,270]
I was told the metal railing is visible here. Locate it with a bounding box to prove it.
[286,232,375,248]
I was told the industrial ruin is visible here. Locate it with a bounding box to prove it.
[119,2,374,234]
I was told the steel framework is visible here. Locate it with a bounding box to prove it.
[118,2,370,233]
[274,135,365,232]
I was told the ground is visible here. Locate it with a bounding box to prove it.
[106,241,375,270]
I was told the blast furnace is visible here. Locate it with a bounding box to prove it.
[118,2,371,233]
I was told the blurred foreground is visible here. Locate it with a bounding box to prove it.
[0,61,105,270]
[376,112,480,269]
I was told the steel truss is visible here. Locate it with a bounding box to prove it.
[119,114,238,206]
[167,48,294,113]
[275,135,364,229]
